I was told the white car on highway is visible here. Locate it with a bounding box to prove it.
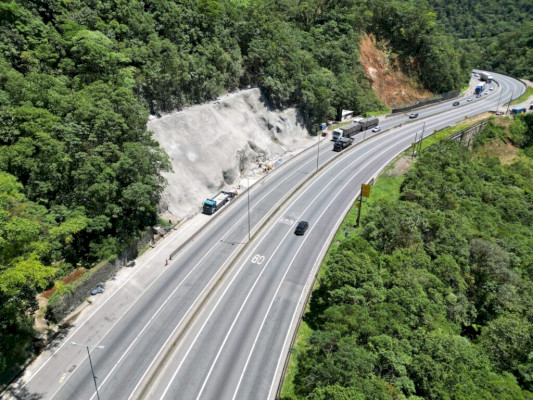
[372,126,381,132]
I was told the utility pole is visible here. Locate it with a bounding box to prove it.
[411,132,418,158]
[247,176,251,241]
[71,342,104,400]
[355,184,371,228]
[496,86,503,113]
[355,193,363,228]
[506,88,515,115]
[316,126,320,172]
[418,122,426,154]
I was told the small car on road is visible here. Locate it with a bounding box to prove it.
[467,97,473,102]
[489,86,494,91]
[295,221,309,235]
[372,126,381,132]
[409,113,419,119]
[453,101,460,106]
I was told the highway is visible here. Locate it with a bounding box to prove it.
[11,71,524,400]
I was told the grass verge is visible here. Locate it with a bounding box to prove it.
[279,321,313,399]
[365,108,392,117]
[328,120,353,130]
[418,114,490,150]
[460,83,470,94]
[511,86,533,105]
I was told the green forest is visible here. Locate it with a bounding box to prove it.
[285,115,533,399]
[0,0,466,376]
[427,0,533,80]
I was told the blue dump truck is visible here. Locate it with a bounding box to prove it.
[510,107,527,115]
[203,191,236,215]
[475,82,486,94]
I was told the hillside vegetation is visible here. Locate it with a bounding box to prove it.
[285,115,533,399]
[427,0,531,38]
[426,0,533,80]
[0,0,465,376]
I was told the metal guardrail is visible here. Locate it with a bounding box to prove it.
[392,90,460,114]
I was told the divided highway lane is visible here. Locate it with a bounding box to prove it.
[142,72,524,400]
[14,71,522,399]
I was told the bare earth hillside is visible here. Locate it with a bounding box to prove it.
[149,88,314,220]
[360,33,433,108]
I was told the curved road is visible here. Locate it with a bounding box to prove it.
[12,71,524,400]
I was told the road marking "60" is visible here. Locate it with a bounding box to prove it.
[251,254,265,264]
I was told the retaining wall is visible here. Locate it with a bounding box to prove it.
[392,90,460,114]
[46,230,153,323]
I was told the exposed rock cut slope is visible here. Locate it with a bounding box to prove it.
[360,33,433,108]
[149,88,313,220]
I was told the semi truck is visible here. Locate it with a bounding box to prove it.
[358,116,379,130]
[480,72,493,82]
[332,116,379,141]
[333,137,354,152]
[475,82,486,94]
[332,122,362,141]
[202,191,236,215]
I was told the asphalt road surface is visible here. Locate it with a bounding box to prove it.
[10,71,524,400]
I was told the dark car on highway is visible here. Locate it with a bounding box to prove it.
[294,221,309,235]
[409,113,418,119]
[453,101,460,106]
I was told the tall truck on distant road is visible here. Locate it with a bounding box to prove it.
[332,117,380,141]
[479,72,493,83]
[203,191,236,215]
[358,116,379,131]
[332,122,361,141]
[475,82,486,94]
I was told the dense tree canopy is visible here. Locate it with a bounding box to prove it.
[426,0,533,79]
[426,0,532,39]
[291,116,533,399]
